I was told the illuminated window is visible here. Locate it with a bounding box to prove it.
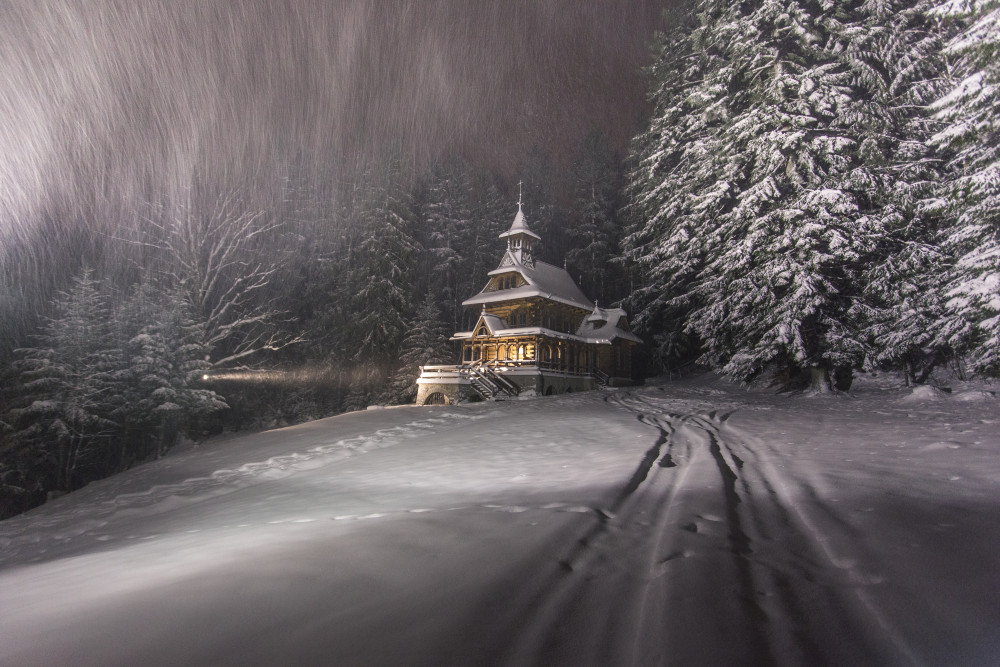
[498,345,507,361]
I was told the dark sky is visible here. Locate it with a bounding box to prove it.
[0,1,681,239]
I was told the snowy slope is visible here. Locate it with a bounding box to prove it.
[1,375,998,666]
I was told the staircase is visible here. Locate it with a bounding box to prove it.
[466,365,519,401]
[594,369,610,389]
[481,365,520,397]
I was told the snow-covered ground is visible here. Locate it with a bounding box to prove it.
[1,374,998,666]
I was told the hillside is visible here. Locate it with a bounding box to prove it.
[1,374,998,665]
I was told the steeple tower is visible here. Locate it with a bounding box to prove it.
[498,192,541,268]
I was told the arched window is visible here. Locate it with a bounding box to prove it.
[498,345,507,361]
[463,346,472,362]
[509,344,517,360]
[517,345,525,361]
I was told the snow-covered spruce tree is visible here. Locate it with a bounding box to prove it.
[278,152,340,343]
[625,0,949,389]
[123,286,227,460]
[931,0,1000,375]
[7,269,122,492]
[420,158,478,331]
[567,129,623,304]
[346,155,421,382]
[519,147,564,262]
[621,3,731,369]
[384,293,453,404]
[460,168,508,328]
[855,1,954,383]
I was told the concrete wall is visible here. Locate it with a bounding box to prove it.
[537,374,596,396]
[416,371,607,404]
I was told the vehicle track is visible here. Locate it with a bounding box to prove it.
[481,390,916,666]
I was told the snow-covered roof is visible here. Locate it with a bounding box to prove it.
[585,304,608,324]
[576,307,642,344]
[465,259,593,310]
[452,321,640,346]
[472,312,508,336]
[497,204,541,241]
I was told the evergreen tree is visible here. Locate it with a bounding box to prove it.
[850,0,953,383]
[566,129,623,304]
[621,3,730,362]
[7,269,122,491]
[624,0,948,388]
[346,156,421,376]
[123,287,227,459]
[460,169,508,329]
[421,158,477,331]
[519,147,564,263]
[931,0,1000,374]
[384,293,453,404]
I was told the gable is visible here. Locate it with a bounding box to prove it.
[487,272,526,292]
[472,312,508,337]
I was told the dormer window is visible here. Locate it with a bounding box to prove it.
[494,273,521,291]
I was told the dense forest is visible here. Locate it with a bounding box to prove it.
[0,138,630,517]
[1,0,997,516]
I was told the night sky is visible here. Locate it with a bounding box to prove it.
[0,0,681,340]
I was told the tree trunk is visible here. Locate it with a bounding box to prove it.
[809,366,831,392]
[832,365,854,392]
[915,354,940,385]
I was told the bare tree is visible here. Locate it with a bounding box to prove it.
[144,189,303,368]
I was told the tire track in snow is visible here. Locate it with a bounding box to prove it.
[474,393,709,666]
[632,398,918,666]
[485,391,919,666]
[715,419,923,666]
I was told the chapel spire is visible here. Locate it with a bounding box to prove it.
[498,188,540,268]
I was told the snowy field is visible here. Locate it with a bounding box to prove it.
[1,373,998,666]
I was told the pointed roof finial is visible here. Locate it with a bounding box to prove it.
[518,180,523,209]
